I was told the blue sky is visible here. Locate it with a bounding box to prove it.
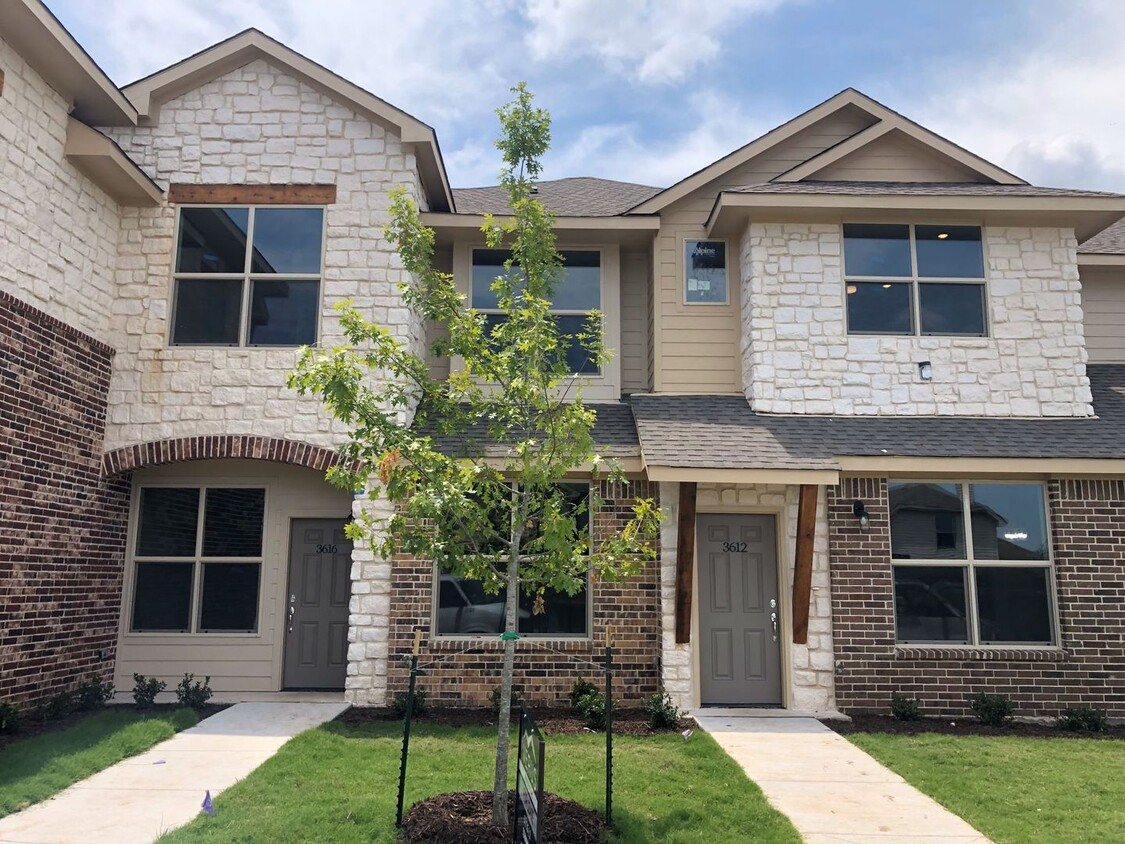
[49,0,1125,190]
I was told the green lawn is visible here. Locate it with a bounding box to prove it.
[159,720,800,843]
[0,708,199,817]
[847,732,1125,844]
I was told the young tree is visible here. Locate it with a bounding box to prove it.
[289,84,660,826]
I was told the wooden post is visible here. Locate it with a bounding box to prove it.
[674,482,698,644]
[792,484,818,645]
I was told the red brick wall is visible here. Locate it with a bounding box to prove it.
[387,479,661,707]
[829,476,1125,718]
[0,292,130,710]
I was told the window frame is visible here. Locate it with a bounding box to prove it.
[681,237,731,306]
[889,478,1059,648]
[168,204,328,348]
[842,223,991,338]
[128,484,268,636]
[469,247,605,377]
[430,481,594,641]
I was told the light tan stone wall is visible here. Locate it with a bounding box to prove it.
[741,223,1092,417]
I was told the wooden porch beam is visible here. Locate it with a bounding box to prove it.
[792,484,818,645]
[674,482,698,644]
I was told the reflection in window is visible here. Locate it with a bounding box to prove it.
[684,240,728,303]
[845,282,912,334]
[172,206,323,347]
[889,481,1054,646]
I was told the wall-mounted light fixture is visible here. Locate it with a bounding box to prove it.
[918,360,933,381]
[853,499,870,531]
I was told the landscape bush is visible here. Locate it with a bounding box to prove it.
[970,692,1015,726]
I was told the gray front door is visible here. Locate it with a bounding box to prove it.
[284,519,352,690]
[698,514,782,706]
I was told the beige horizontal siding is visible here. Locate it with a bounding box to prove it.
[1083,271,1125,363]
[811,131,984,182]
[620,250,651,392]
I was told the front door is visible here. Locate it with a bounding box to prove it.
[698,514,783,706]
[284,519,352,690]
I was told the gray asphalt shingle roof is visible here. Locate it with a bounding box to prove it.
[727,181,1125,198]
[452,177,662,216]
[629,364,1125,470]
[1080,219,1125,254]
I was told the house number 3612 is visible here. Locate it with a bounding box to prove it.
[722,541,748,553]
[316,544,338,554]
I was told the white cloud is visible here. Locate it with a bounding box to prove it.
[912,0,1125,190]
[523,0,787,85]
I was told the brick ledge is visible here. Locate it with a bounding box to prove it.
[102,435,347,476]
[895,646,1067,662]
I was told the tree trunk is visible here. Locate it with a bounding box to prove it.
[493,484,526,826]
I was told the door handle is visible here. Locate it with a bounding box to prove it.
[288,595,296,634]
[770,611,779,643]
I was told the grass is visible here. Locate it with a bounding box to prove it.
[158,720,800,843]
[0,708,199,818]
[847,732,1125,844]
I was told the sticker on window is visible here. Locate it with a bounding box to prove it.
[685,240,727,304]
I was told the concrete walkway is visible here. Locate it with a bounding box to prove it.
[696,715,991,844]
[0,701,348,844]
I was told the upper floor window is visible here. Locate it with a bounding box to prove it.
[889,481,1054,646]
[171,206,324,347]
[471,249,601,375]
[684,239,728,304]
[844,224,987,337]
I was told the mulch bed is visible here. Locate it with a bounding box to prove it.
[338,705,694,736]
[402,789,604,844]
[0,703,228,751]
[824,713,1125,740]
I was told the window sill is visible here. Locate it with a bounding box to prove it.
[895,645,1066,662]
[428,636,593,650]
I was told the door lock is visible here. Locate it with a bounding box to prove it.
[770,611,779,643]
[288,595,296,633]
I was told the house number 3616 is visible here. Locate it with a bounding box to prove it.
[722,541,748,553]
[316,544,338,554]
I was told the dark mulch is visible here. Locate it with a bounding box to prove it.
[0,703,228,751]
[402,789,604,844]
[338,705,694,736]
[825,714,1125,740]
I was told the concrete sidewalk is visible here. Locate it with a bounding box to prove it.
[0,701,348,844]
[696,715,991,844]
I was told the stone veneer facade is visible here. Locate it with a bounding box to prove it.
[828,476,1125,717]
[659,481,835,712]
[0,292,131,709]
[373,480,661,707]
[100,58,425,453]
[740,223,1092,417]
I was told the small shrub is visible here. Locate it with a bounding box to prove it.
[76,675,115,711]
[576,690,606,731]
[489,684,523,712]
[970,692,1014,726]
[641,690,682,730]
[45,689,76,720]
[568,679,599,709]
[0,701,22,735]
[1057,706,1108,733]
[132,673,167,710]
[175,673,213,710]
[392,688,429,719]
[890,692,922,722]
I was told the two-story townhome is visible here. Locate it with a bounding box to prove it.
[3,0,1123,719]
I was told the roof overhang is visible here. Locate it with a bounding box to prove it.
[706,191,1125,242]
[123,29,453,212]
[64,118,164,205]
[0,0,137,126]
[642,465,840,484]
[420,212,662,250]
[838,455,1125,478]
[1078,253,1125,268]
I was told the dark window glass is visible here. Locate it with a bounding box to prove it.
[435,577,588,636]
[202,488,265,557]
[177,207,249,273]
[171,279,243,345]
[483,313,600,375]
[846,282,913,334]
[471,250,600,311]
[893,565,969,643]
[843,223,911,277]
[200,563,261,631]
[889,482,966,560]
[471,250,521,310]
[969,484,1048,561]
[132,562,194,631]
[919,283,986,336]
[248,280,319,346]
[250,208,324,274]
[685,240,727,303]
[915,225,984,278]
[975,567,1052,644]
[136,488,200,557]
